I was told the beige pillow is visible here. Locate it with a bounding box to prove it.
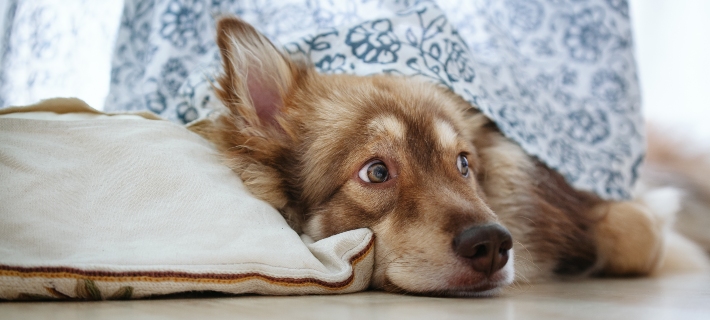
[0,98,373,300]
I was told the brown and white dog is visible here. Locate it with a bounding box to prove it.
[200,17,703,296]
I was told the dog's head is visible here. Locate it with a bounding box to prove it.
[213,17,515,296]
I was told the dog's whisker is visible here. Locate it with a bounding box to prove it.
[517,215,536,225]
[512,239,542,273]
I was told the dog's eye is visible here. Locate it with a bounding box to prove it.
[359,160,389,183]
[457,154,470,177]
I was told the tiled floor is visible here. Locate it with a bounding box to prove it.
[2,273,709,319]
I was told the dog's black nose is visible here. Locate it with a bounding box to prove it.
[453,223,513,276]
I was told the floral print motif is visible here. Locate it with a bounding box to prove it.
[591,70,626,104]
[160,58,189,95]
[590,167,626,199]
[176,101,198,123]
[505,0,544,31]
[444,41,475,83]
[549,139,585,183]
[566,109,610,144]
[145,90,167,113]
[315,54,347,73]
[160,0,204,48]
[346,19,401,64]
[563,7,612,63]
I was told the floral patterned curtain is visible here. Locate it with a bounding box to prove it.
[0,0,642,200]
[0,0,123,109]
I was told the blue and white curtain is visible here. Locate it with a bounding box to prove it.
[0,0,643,201]
[0,0,123,109]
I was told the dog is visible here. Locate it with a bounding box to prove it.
[200,17,701,296]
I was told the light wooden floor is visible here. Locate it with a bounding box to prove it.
[2,273,709,320]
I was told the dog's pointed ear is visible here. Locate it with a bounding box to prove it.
[215,17,296,129]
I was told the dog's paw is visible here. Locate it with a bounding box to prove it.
[595,188,710,276]
[593,199,668,276]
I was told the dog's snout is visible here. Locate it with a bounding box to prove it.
[453,223,513,276]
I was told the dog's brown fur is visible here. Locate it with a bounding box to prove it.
[201,17,672,295]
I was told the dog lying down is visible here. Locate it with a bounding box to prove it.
[201,17,707,296]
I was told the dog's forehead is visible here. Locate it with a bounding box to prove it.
[366,113,460,146]
[355,80,466,152]
[303,74,470,160]
[433,119,459,150]
[366,115,407,140]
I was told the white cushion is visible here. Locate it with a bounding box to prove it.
[0,98,373,300]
